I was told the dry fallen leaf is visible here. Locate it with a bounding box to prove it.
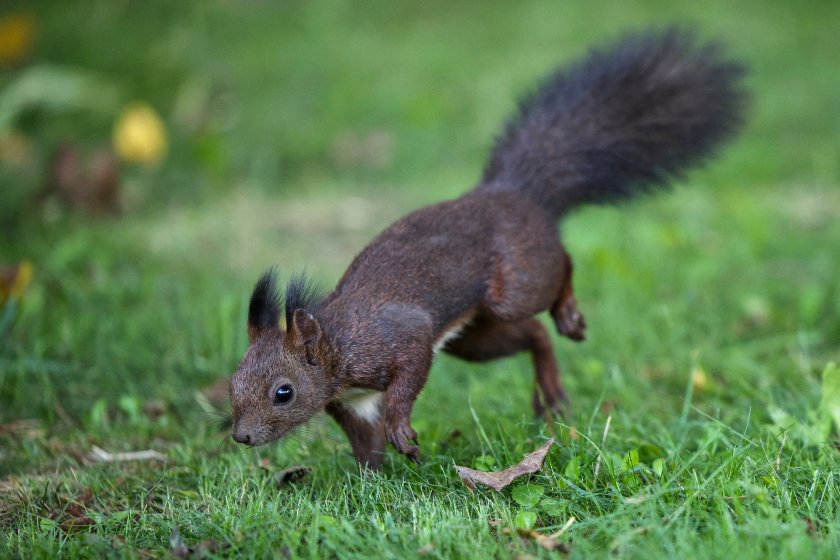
[170,525,228,558]
[497,517,575,553]
[455,438,554,492]
[536,516,576,551]
[142,400,166,421]
[0,418,43,438]
[59,515,95,533]
[440,429,462,448]
[275,465,312,488]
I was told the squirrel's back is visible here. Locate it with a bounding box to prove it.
[477,28,747,217]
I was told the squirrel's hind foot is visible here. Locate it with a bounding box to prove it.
[554,297,587,341]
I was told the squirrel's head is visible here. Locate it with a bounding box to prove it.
[229,270,330,447]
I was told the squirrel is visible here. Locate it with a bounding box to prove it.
[229,28,746,468]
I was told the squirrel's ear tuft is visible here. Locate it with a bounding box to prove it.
[283,271,324,327]
[247,268,281,343]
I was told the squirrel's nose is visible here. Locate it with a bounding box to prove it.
[232,429,251,445]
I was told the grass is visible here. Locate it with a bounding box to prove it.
[2,0,840,557]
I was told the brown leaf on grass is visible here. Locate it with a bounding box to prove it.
[0,418,43,438]
[533,516,576,552]
[60,488,94,520]
[64,502,85,519]
[497,517,575,554]
[170,530,227,560]
[73,488,93,504]
[501,527,568,552]
[47,487,98,533]
[59,515,95,533]
[802,516,817,537]
[532,532,568,552]
[275,466,312,488]
[142,400,166,421]
[440,429,462,448]
[455,438,554,492]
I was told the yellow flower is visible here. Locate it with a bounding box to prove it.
[691,366,709,392]
[113,102,168,166]
[0,260,33,303]
[0,13,36,65]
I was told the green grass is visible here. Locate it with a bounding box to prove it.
[2,0,840,558]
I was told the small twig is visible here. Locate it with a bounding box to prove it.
[549,516,576,539]
[88,446,165,463]
[593,414,612,479]
[53,398,81,430]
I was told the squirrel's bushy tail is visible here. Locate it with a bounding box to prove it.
[478,28,747,217]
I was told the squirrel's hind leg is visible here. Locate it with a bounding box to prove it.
[444,316,570,418]
[326,400,386,469]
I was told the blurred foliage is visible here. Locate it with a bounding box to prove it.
[1,0,838,227]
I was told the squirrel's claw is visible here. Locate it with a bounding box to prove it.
[386,420,421,463]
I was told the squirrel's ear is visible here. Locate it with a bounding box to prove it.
[247,269,281,344]
[289,309,322,351]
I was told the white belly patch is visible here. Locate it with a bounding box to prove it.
[432,312,475,353]
[337,388,384,424]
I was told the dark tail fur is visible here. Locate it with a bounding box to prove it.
[478,28,747,217]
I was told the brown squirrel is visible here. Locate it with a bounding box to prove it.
[229,29,746,468]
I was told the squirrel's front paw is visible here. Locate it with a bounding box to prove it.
[385,419,420,463]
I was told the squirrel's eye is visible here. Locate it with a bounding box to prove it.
[274,384,294,405]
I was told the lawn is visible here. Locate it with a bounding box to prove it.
[2,0,839,558]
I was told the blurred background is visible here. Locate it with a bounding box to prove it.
[1,0,839,451]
